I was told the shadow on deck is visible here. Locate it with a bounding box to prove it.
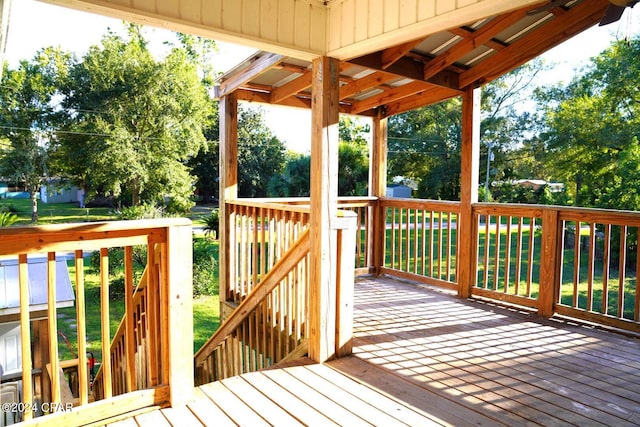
[111,276,640,426]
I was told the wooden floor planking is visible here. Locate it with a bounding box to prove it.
[124,275,640,427]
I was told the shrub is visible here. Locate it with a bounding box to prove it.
[193,239,218,297]
[0,203,18,213]
[0,211,18,227]
[114,204,164,220]
[202,210,219,239]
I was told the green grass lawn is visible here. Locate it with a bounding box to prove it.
[0,198,112,225]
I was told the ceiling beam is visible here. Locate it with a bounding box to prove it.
[350,81,430,114]
[381,38,427,70]
[339,71,399,100]
[215,52,284,98]
[382,87,460,117]
[459,0,608,88]
[447,27,509,51]
[270,71,312,103]
[424,8,529,80]
[348,53,461,92]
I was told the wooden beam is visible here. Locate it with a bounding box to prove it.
[539,208,560,317]
[166,223,194,407]
[270,70,312,103]
[381,37,426,69]
[219,92,238,313]
[381,86,459,117]
[215,52,284,99]
[458,86,481,299]
[448,27,509,51]
[339,71,397,100]
[350,81,430,115]
[370,111,387,275]
[459,0,608,88]
[309,56,340,363]
[424,9,528,80]
[348,53,461,91]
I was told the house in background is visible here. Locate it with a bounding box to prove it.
[40,179,84,206]
[386,183,413,198]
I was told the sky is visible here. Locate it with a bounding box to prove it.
[3,0,638,152]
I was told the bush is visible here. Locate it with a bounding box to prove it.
[202,210,219,239]
[0,203,18,213]
[114,204,164,220]
[193,239,217,297]
[0,211,18,227]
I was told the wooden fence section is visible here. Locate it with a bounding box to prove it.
[195,228,311,384]
[471,203,544,309]
[555,207,640,332]
[226,200,310,305]
[379,198,461,290]
[0,219,192,426]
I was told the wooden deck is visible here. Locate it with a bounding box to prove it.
[109,276,640,426]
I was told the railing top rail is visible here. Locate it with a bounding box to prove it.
[227,198,311,214]
[0,218,190,256]
[380,197,461,211]
[473,202,640,226]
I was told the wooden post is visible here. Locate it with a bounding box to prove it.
[219,92,238,319]
[370,111,388,275]
[18,254,33,420]
[458,86,480,298]
[32,319,50,410]
[335,211,357,357]
[309,56,340,363]
[539,208,559,317]
[166,222,194,406]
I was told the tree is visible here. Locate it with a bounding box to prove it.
[54,24,212,212]
[0,48,71,222]
[536,36,640,209]
[267,151,311,197]
[388,98,462,199]
[237,106,286,198]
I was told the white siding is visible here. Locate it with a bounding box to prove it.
[0,323,21,375]
[45,0,326,60]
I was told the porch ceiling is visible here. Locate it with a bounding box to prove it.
[216,0,610,118]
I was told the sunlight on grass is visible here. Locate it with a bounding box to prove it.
[193,295,220,353]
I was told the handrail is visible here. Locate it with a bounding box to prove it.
[195,228,310,366]
[0,218,192,425]
[92,267,148,397]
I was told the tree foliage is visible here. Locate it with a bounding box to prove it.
[0,48,71,221]
[54,24,212,212]
[537,36,640,209]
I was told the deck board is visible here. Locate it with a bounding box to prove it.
[126,276,640,427]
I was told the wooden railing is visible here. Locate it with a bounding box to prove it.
[196,198,357,384]
[379,198,461,290]
[194,228,311,384]
[372,199,640,334]
[554,207,640,332]
[226,199,310,305]
[471,204,544,309]
[0,219,192,426]
[92,264,150,400]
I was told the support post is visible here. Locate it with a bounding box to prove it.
[309,56,340,363]
[458,86,480,298]
[336,211,357,357]
[166,222,194,406]
[539,208,559,317]
[370,110,388,275]
[219,92,238,319]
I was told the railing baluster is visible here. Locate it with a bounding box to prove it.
[493,216,501,291]
[504,216,512,293]
[618,225,627,318]
[514,217,523,296]
[527,217,535,298]
[74,250,89,404]
[99,247,112,399]
[18,254,33,420]
[587,222,596,311]
[573,222,581,307]
[603,224,611,314]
